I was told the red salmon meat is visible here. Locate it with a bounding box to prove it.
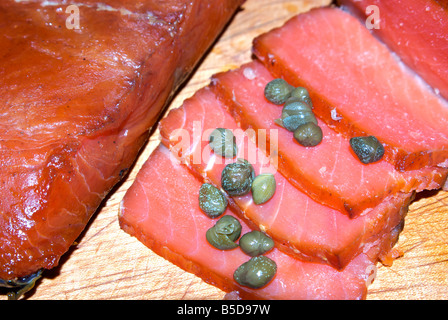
[211,61,447,217]
[159,86,413,269]
[119,144,377,299]
[253,6,448,172]
[339,0,448,101]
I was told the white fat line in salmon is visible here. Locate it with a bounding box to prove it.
[169,121,279,173]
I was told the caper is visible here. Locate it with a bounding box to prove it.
[251,173,276,205]
[280,115,300,132]
[350,136,385,164]
[221,159,255,196]
[282,101,317,124]
[209,128,237,158]
[233,256,277,289]
[281,101,317,132]
[206,215,242,250]
[288,86,312,107]
[239,231,275,256]
[199,183,228,218]
[293,122,323,147]
[264,78,294,105]
[273,118,285,128]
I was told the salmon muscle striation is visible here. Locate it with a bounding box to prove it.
[159,86,414,269]
[253,6,448,172]
[211,60,448,217]
[339,0,448,101]
[119,144,377,300]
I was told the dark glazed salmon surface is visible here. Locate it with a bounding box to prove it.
[0,0,243,281]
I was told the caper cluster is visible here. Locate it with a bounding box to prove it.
[204,215,276,289]
[265,79,323,147]
[264,79,385,165]
[200,135,277,220]
[198,140,277,289]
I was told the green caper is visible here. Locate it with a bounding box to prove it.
[273,118,285,128]
[239,231,275,256]
[281,115,300,132]
[209,128,237,158]
[293,122,323,147]
[221,159,255,196]
[282,101,317,124]
[251,173,276,205]
[206,215,242,250]
[199,183,228,218]
[233,256,277,289]
[288,86,312,107]
[264,78,294,105]
[349,136,385,164]
[281,101,317,132]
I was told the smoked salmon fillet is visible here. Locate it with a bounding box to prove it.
[159,86,412,269]
[211,61,448,217]
[119,144,377,300]
[0,0,243,282]
[339,0,448,101]
[253,6,448,172]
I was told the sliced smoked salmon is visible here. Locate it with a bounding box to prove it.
[159,86,413,269]
[211,60,448,217]
[339,0,448,101]
[253,6,448,172]
[0,0,243,281]
[119,144,377,299]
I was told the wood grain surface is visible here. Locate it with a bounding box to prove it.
[10,0,448,300]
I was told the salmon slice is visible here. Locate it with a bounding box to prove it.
[119,144,377,299]
[0,0,243,281]
[339,0,448,101]
[159,86,412,269]
[211,60,447,217]
[253,6,448,171]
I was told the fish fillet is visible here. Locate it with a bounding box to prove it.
[0,0,243,281]
[119,144,376,300]
[159,86,412,269]
[339,0,448,101]
[211,60,447,217]
[253,6,448,171]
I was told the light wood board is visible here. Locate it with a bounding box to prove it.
[14,0,448,300]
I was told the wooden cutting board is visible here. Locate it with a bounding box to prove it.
[16,0,448,300]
